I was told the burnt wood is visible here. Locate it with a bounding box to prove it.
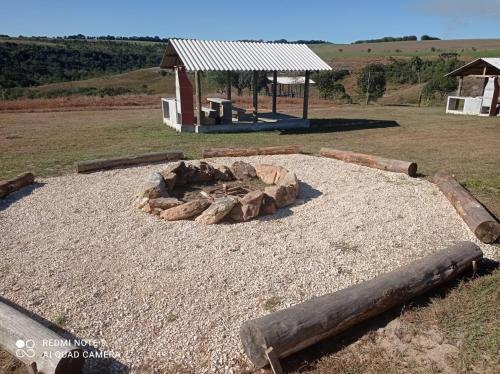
[434,172,500,243]
[320,148,417,177]
[202,145,304,158]
[75,151,184,173]
[240,242,482,368]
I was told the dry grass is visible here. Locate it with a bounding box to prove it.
[310,39,500,59]
[278,269,500,374]
[0,94,161,112]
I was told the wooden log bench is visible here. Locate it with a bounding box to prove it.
[0,301,84,374]
[319,148,417,177]
[240,241,482,370]
[202,145,304,158]
[434,172,500,243]
[0,172,35,199]
[75,151,184,173]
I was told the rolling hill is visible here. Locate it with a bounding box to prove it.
[2,36,499,105]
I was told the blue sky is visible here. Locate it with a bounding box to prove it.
[1,0,499,43]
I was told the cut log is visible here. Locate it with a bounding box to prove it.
[434,172,500,243]
[0,172,35,198]
[240,241,482,368]
[319,148,417,177]
[75,151,184,173]
[202,145,304,158]
[0,301,84,374]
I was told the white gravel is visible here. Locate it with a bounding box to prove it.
[1,154,497,373]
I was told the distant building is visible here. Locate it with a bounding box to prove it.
[445,58,500,117]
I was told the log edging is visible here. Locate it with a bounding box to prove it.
[202,145,304,158]
[319,147,417,177]
[0,172,35,199]
[239,241,482,368]
[75,151,184,173]
[433,172,500,244]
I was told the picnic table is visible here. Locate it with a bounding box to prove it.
[206,97,233,124]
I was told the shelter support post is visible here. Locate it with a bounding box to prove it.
[302,70,310,119]
[226,71,232,100]
[253,71,258,123]
[195,71,202,126]
[272,71,278,113]
[457,76,463,96]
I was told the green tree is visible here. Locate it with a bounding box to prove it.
[357,64,386,104]
[313,70,349,100]
[422,76,458,102]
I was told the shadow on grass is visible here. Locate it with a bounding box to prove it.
[0,297,130,374]
[279,257,499,373]
[279,118,400,135]
[0,182,46,211]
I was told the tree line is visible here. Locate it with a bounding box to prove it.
[353,35,440,44]
[0,40,165,90]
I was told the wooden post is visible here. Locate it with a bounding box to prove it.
[302,70,310,119]
[457,76,463,96]
[252,71,258,123]
[434,172,500,243]
[240,242,482,368]
[272,71,277,113]
[483,66,488,91]
[226,71,232,100]
[195,71,202,126]
[0,172,35,198]
[365,69,371,106]
[202,145,304,158]
[320,148,418,177]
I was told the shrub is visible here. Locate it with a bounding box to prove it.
[313,70,350,100]
[357,64,386,102]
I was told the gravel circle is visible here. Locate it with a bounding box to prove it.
[1,154,497,373]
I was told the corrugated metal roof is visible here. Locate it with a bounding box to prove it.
[483,58,500,70]
[160,39,332,72]
[446,57,500,76]
[266,76,316,84]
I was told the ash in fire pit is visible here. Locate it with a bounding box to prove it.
[135,160,299,224]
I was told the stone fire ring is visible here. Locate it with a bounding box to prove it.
[135,160,300,224]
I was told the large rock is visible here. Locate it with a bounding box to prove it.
[160,199,210,221]
[141,172,168,199]
[148,197,183,210]
[189,161,215,183]
[265,184,296,208]
[255,164,287,185]
[161,161,189,186]
[231,161,257,180]
[195,196,238,224]
[214,165,235,181]
[229,190,264,222]
[277,171,300,197]
[259,193,278,215]
[161,172,177,191]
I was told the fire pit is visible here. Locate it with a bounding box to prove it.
[136,160,299,224]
